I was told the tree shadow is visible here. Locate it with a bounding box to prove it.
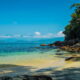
[50,67,80,80]
[34,67,58,75]
[0,64,80,80]
[0,64,53,80]
[0,64,36,77]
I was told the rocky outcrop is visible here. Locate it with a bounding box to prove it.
[40,4,80,53]
[48,40,78,47]
[60,43,80,52]
[65,54,80,61]
[47,41,64,47]
[40,44,47,46]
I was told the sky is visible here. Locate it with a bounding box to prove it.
[0,0,80,38]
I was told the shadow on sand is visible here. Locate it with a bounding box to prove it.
[0,64,36,77]
[50,67,80,80]
[0,64,52,80]
[0,64,80,80]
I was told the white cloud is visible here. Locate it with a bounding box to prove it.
[0,31,64,39]
[33,32,54,38]
[35,32,41,35]
[55,31,64,37]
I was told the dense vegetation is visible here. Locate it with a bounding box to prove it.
[63,3,80,42]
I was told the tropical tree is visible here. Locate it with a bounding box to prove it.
[64,3,80,41]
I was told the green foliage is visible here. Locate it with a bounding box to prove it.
[64,25,72,34]
[70,3,80,9]
[71,13,77,18]
[64,3,80,40]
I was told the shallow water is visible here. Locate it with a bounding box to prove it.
[0,48,66,77]
[0,38,64,66]
[0,38,65,76]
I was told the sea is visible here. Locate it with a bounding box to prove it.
[0,37,65,76]
[0,37,64,56]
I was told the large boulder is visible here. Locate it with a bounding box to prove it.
[72,42,80,47]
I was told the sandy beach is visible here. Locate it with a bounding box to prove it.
[0,52,80,77]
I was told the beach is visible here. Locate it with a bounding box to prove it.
[0,40,80,80]
[0,50,80,77]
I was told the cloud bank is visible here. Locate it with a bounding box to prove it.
[33,31,64,38]
[0,31,64,39]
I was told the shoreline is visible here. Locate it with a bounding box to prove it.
[0,47,80,78]
[0,53,80,77]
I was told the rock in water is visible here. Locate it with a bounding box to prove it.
[40,44,47,46]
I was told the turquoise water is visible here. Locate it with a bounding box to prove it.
[0,37,64,56]
[0,37,65,76]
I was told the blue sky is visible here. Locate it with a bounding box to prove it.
[0,0,80,38]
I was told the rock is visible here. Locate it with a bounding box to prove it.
[60,44,80,52]
[65,56,80,61]
[60,46,69,50]
[40,44,47,46]
[65,57,75,61]
[64,39,77,46]
[48,41,64,47]
[48,44,55,46]
[72,43,80,47]
[53,41,64,46]
[56,53,63,55]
